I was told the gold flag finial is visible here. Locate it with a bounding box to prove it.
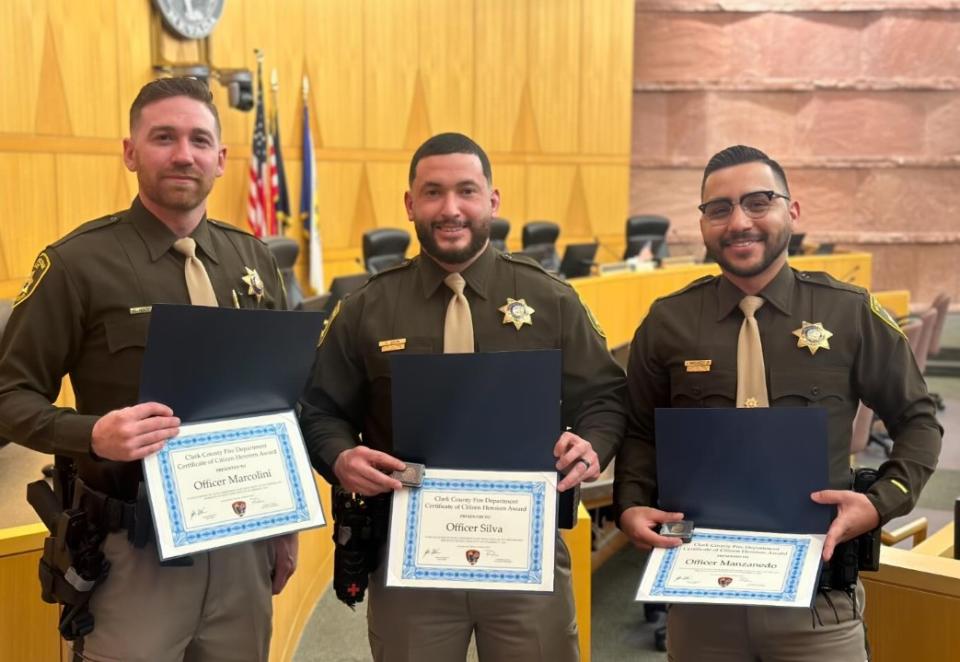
[254,48,264,64]
[270,68,279,92]
[302,74,310,101]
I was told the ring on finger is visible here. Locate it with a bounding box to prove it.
[577,458,591,471]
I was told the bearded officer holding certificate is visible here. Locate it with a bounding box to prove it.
[614,145,942,661]
[299,132,626,662]
[0,77,296,662]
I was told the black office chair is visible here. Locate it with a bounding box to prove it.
[787,232,807,256]
[624,215,670,261]
[319,273,371,322]
[521,221,561,272]
[363,228,410,274]
[490,218,510,252]
[262,236,328,311]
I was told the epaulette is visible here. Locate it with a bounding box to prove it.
[655,274,717,303]
[365,257,416,282]
[794,270,867,297]
[500,252,568,287]
[209,219,261,241]
[50,214,122,247]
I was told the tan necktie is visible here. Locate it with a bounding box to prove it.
[443,272,474,354]
[172,237,219,307]
[736,295,769,408]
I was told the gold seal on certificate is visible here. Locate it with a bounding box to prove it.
[385,468,557,592]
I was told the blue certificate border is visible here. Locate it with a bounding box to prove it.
[401,478,546,584]
[650,531,809,602]
[157,423,310,547]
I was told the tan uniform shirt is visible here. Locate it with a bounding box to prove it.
[614,263,942,525]
[299,245,626,482]
[0,198,286,500]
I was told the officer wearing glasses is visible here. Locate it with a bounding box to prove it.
[614,145,941,661]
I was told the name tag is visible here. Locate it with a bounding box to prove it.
[684,359,712,373]
[129,306,152,315]
[379,338,407,353]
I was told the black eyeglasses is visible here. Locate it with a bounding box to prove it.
[698,190,790,225]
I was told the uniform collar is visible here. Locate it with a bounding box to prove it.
[716,261,794,320]
[128,197,219,265]
[418,244,496,301]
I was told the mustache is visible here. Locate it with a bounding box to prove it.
[431,220,469,229]
[162,168,202,180]
[720,231,765,247]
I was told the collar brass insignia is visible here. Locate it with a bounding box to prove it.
[792,321,833,355]
[241,267,264,303]
[499,297,535,330]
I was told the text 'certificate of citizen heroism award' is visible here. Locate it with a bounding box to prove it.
[138,305,328,561]
[636,529,824,607]
[143,410,324,560]
[385,469,557,592]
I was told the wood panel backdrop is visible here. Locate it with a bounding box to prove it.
[0,0,635,299]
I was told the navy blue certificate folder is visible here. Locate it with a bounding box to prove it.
[391,350,581,527]
[654,408,832,534]
[139,304,325,423]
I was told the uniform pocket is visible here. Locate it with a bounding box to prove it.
[669,367,736,407]
[769,368,849,406]
[104,315,150,353]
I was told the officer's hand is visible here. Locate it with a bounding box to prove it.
[811,489,880,562]
[271,532,299,595]
[619,505,685,551]
[333,446,405,496]
[91,402,180,462]
[554,431,600,492]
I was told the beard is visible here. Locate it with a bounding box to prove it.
[415,218,491,265]
[138,169,214,213]
[706,226,791,278]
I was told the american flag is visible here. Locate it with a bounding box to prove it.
[247,57,275,237]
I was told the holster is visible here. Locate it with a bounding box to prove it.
[331,486,390,608]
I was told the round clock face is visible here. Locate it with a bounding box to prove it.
[154,0,225,40]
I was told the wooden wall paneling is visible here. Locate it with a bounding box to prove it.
[525,164,578,240]
[473,0,529,152]
[315,161,363,251]
[417,0,475,141]
[238,0,305,148]
[54,155,131,237]
[114,0,153,137]
[0,153,59,281]
[44,0,120,139]
[579,0,634,156]
[0,548,60,662]
[580,164,630,239]
[209,0,251,149]
[365,162,411,232]
[304,0,365,150]
[0,0,46,135]
[489,163,527,250]
[528,0,581,154]
[363,0,419,150]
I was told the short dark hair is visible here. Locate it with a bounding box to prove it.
[129,77,221,137]
[408,132,492,187]
[701,145,789,197]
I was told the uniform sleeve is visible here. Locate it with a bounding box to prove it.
[559,289,626,469]
[0,249,99,457]
[613,307,671,519]
[855,296,942,524]
[298,295,367,483]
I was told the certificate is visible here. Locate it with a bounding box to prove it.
[385,469,557,592]
[142,410,325,560]
[636,528,825,608]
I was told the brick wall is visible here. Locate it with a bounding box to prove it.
[631,0,960,304]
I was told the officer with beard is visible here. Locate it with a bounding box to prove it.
[299,132,626,662]
[614,145,941,661]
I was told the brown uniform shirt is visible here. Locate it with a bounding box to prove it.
[299,245,626,482]
[614,263,942,525]
[0,198,286,500]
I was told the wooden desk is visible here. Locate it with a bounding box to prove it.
[862,537,960,661]
[570,253,873,348]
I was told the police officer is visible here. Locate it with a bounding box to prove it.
[614,145,942,661]
[0,77,297,662]
[299,132,626,662]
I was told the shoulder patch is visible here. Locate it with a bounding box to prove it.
[576,291,605,338]
[318,300,342,346]
[13,252,52,308]
[50,215,121,247]
[869,293,906,337]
